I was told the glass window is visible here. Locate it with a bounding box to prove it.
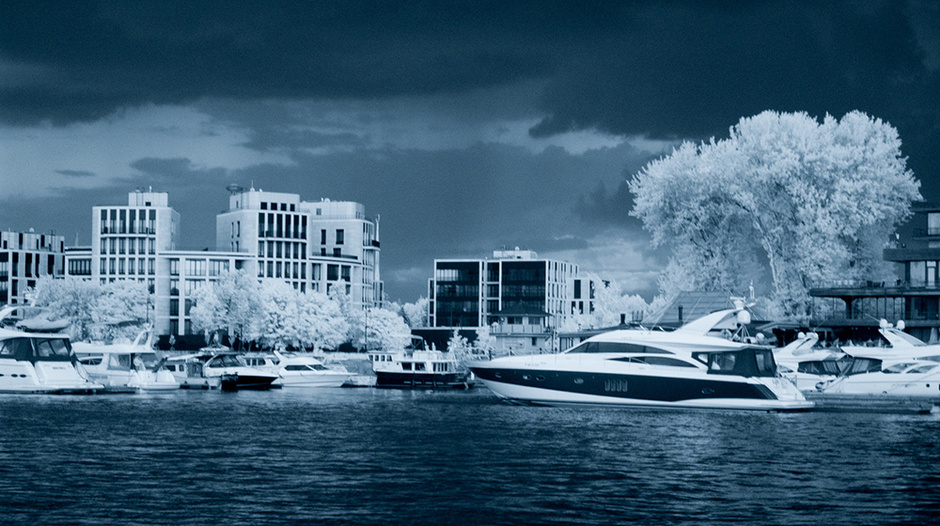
[336,229,344,245]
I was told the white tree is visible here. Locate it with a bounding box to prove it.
[361,308,411,352]
[250,279,302,351]
[400,297,429,328]
[30,277,100,341]
[630,110,921,319]
[447,329,473,367]
[296,290,349,351]
[190,270,262,349]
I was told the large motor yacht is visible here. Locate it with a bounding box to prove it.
[470,305,812,411]
[0,306,103,394]
[165,346,278,390]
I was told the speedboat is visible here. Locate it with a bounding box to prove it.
[0,306,103,394]
[470,305,811,411]
[73,329,179,392]
[372,350,473,389]
[165,347,278,390]
[273,351,352,388]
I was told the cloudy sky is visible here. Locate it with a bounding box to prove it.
[1,1,939,303]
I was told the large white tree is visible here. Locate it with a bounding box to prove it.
[190,270,262,348]
[630,111,921,319]
[31,277,151,342]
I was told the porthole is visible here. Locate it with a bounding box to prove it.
[522,374,531,381]
[573,378,584,385]
[494,373,502,379]
[536,375,545,382]
[702,388,715,395]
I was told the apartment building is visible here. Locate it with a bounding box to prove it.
[428,248,580,354]
[0,230,65,306]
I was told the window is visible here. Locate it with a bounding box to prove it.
[336,229,344,245]
[327,264,339,280]
[321,229,327,244]
[170,259,179,276]
[341,266,351,282]
[186,259,206,276]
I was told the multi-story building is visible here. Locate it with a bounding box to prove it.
[810,201,940,342]
[216,186,382,306]
[68,187,382,343]
[0,230,65,306]
[428,248,579,354]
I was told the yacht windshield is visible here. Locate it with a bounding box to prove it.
[0,337,72,362]
[698,348,777,378]
[209,354,244,367]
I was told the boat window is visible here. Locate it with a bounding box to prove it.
[798,360,845,376]
[312,364,329,371]
[567,341,672,354]
[908,364,938,374]
[402,362,412,371]
[108,353,133,371]
[703,349,777,378]
[209,354,243,367]
[33,338,72,361]
[843,358,882,376]
[883,362,918,374]
[285,365,308,371]
[414,363,426,371]
[134,353,159,369]
[608,356,696,367]
[78,355,103,366]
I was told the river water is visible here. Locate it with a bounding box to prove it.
[1,387,938,525]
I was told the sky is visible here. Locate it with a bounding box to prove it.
[1,1,939,303]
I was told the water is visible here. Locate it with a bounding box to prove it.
[1,388,938,526]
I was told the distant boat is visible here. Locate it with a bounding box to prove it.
[165,347,278,390]
[73,328,179,392]
[272,351,352,388]
[371,349,473,389]
[0,306,103,394]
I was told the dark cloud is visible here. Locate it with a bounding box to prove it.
[55,169,95,178]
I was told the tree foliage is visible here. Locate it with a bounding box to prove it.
[31,277,151,342]
[630,111,921,319]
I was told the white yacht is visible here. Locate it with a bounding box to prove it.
[0,307,103,394]
[165,347,278,390]
[470,305,811,411]
[840,320,940,362]
[73,329,179,392]
[371,349,473,389]
[272,351,352,388]
[775,331,940,411]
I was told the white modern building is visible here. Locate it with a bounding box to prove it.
[0,230,65,306]
[216,186,381,305]
[66,187,382,342]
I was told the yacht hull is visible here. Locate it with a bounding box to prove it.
[375,371,473,389]
[472,367,812,411]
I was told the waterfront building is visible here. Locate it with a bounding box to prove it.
[0,230,65,306]
[811,201,940,342]
[216,186,382,306]
[69,187,381,344]
[428,248,580,355]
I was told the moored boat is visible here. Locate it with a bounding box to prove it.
[272,351,352,388]
[73,329,179,392]
[471,303,811,411]
[0,307,103,394]
[371,350,473,389]
[165,346,279,391]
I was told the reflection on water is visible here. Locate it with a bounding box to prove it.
[1,388,938,525]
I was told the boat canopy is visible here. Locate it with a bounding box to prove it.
[693,347,778,378]
[0,336,73,363]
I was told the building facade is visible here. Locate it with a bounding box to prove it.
[810,201,940,342]
[428,248,580,355]
[0,230,65,306]
[216,187,382,306]
[64,188,382,341]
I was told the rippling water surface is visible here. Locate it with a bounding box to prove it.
[1,388,939,525]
